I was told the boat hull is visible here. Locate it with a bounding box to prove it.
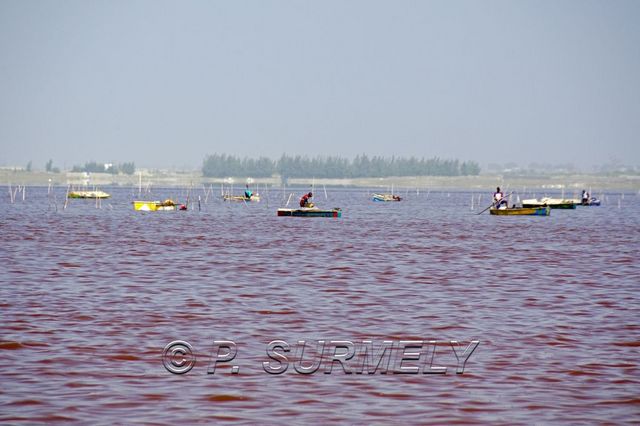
[277,208,341,218]
[522,202,576,209]
[68,191,110,199]
[133,201,185,211]
[490,207,550,216]
[223,194,261,202]
[580,199,601,206]
[372,193,401,202]
[522,198,576,209]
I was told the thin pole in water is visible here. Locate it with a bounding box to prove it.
[64,184,70,209]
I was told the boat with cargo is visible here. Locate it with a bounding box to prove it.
[522,198,576,209]
[133,199,187,211]
[372,193,401,202]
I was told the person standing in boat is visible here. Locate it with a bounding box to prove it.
[244,184,253,200]
[493,187,508,209]
[581,190,589,205]
[300,192,314,208]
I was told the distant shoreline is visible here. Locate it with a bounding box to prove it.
[1,170,639,191]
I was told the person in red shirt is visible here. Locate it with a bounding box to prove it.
[299,192,314,208]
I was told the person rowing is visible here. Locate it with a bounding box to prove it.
[244,184,253,200]
[493,187,508,209]
[300,192,314,208]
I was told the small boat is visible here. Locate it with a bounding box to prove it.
[277,207,342,218]
[372,193,402,202]
[580,198,601,206]
[223,194,261,202]
[68,190,111,199]
[133,199,187,211]
[522,198,576,209]
[490,206,550,216]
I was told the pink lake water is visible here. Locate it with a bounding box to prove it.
[1,186,639,424]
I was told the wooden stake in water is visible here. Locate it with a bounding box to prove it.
[286,192,293,207]
[64,184,70,209]
[323,184,328,200]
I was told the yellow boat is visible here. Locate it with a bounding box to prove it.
[67,190,110,199]
[133,199,186,211]
[490,206,550,216]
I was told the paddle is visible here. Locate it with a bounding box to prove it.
[476,191,513,215]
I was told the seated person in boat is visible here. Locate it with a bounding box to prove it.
[300,192,314,208]
[244,184,253,200]
[493,187,507,209]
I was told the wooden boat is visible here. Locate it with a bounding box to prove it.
[223,194,261,202]
[133,199,187,211]
[490,206,550,216]
[372,193,402,202]
[522,198,576,209]
[277,207,341,218]
[67,190,110,199]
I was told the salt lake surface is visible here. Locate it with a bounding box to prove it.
[1,186,639,424]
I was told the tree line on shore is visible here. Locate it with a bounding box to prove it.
[202,154,481,179]
[71,161,136,175]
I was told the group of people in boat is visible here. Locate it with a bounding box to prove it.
[493,187,597,209]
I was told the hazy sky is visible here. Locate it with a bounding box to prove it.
[1,0,639,169]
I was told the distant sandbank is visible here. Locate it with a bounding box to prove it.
[1,169,639,192]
